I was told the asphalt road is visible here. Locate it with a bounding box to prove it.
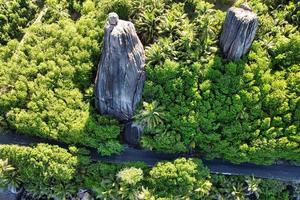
[1,132,299,183]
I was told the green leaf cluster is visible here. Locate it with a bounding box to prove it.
[80,158,298,200]
[0,0,41,44]
[0,147,298,200]
[0,144,77,199]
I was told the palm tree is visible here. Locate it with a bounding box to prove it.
[230,183,246,200]
[134,0,165,44]
[245,177,261,198]
[134,101,165,131]
[0,159,14,186]
[146,37,175,67]
[0,159,21,193]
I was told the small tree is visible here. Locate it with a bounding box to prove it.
[148,158,212,199]
[0,159,21,193]
[116,167,144,199]
[134,101,165,131]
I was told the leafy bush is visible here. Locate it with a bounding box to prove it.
[99,0,133,20]
[0,0,299,199]
[209,175,293,200]
[0,159,20,190]
[139,0,300,165]
[0,2,122,155]
[117,167,143,186]
[116,167,144,199]
[271,33,300,70]
[285,1,300,27]
[255,0,300,27]
[0,144,78,199]
[133,0,166,44]
[134,101,165,131]
[0,0,41,44]
[79,159,297,200]
[149,158,212,199]
[82,162,120,199]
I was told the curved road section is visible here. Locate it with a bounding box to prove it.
[1,132,300,183]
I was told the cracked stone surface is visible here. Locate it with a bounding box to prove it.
[220,4,258,60]
[95,13,145,121]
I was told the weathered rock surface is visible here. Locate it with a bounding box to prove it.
[71,189,93,200]
[95,13,145,121]
[0,188,22,200]
[220,3,258,60]
[124,122,142,146]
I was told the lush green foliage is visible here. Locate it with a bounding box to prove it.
[135,0,300,164]
[0,147,299,199]
[134,101,165,131]
[0,0,122,155]
[80,158,300,200]
[0,0,299,199]
[261,0,299,27]
[117,167,143,185]
[0,0,41,44]
[148,158,212,199]
[0,159,19,189]
[81,158,221,199]
[1,0,298,164]
[0,144,78,199]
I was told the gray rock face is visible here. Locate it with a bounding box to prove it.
[73,189,93,200]
[95,13,145,121]
[220,3,258,60]
[124,122,142,146]
[0,188,22,200]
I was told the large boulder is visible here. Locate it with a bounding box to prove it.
[220,3,258,60]
[95,13,145,121]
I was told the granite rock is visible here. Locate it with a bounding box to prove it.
[0,188,23,200]
[220,3,258,60]
[95,13,145,121]
[124,122,142,146]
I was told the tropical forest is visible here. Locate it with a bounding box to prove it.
[0,0,299,199]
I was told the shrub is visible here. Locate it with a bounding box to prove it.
[99,0,133,20]
[0,0,41,44]
[133,0,166,44]
[271,33,300,70]
[0,144,78,199]
[0,159,19,190]
[117,167,143,186]
[149,158,212,199]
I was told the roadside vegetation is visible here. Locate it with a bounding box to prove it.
[137,0,300,164]
[0,146,299,199]
[0,0,299,198]
[1,0,299,163]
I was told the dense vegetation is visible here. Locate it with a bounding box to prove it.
[1,0,299,164]
[0,0,123,156]
[0,0,299,198]
[0,0,42,44]
[0,144,77,198]
[0,144,299,199]
[135,0,300,164]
